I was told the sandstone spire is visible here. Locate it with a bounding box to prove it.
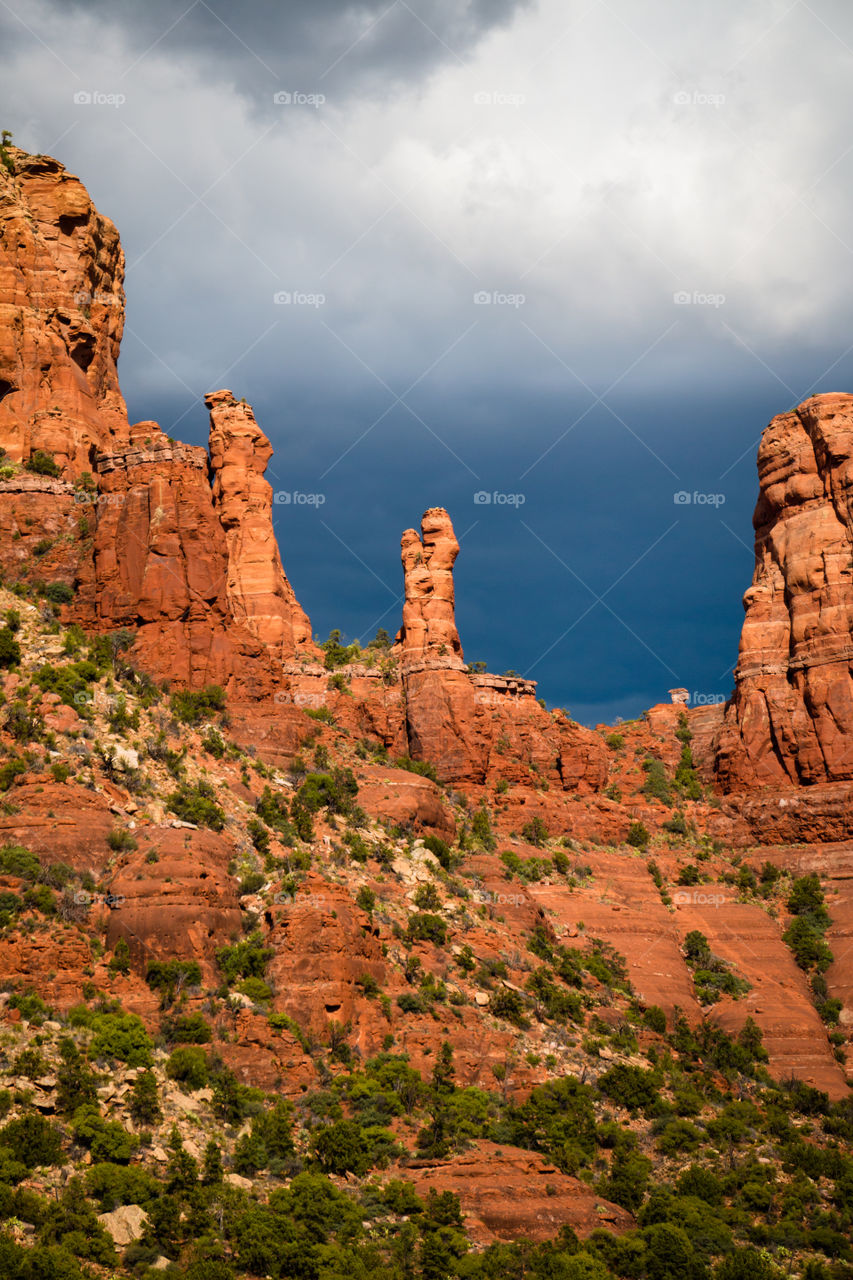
[397,507,464,666]
[207,389,312,658]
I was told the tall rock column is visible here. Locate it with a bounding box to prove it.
[396,508,484,781]
[207,389,312,659]
[716,393,853,789]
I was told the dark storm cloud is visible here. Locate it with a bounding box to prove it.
[37,0,532,97]
[3,0,853,723]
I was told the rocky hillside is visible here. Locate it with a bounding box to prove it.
[0,141,852,1280]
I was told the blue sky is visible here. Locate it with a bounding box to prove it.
[4,0,853,722]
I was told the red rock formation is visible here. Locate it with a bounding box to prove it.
[403,1142,634,1244]
[73,420,280,690]
[207,389,312,658]
[0,147,129,472]
[397,507,464,665]
[394,507,606,791]
[105,825,243,984]
[717,394,853,790]
[0,149,314,695]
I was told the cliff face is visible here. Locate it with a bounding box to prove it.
[0,148,314,691]
[716,393,853,790]
[207,389,312,659]
[0,147,129,471]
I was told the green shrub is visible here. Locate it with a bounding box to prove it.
[313,1118,373,1175]
[322,628,360,669]
[129,1071,162,1126]
[521,816,548,847]
[641,757,672,806]
[407,912,448,946]
[26,449,61,477]
[89,1012,152,1066]
[145,959,201,1003]
[470,806,496,850]
[413,883,441,911]
[166,1045,209,1089]
[170,685,226,725]
[216,931,273,983]
[164,1011,212,1043]
[0,844,41,880]
[597,1063,659,1112]
[356,886,376,914]
[107,826,137,852]
[0,627,21,668]
[626,821,649,848]
[0,1113,64,1168]
[0,757,26,790]
[490,984,529,1028]
[605,733,624,750]
[43,581,74,605]
[167,780,226,831]
[72,1104,136,1163]
[423,833,454,869]
[393,754,440,783]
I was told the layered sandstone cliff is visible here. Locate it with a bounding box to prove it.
[716,393,853,790]
[0,146,129,470]
[0,147,314,690]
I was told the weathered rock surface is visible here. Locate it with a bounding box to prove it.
[97,1204,149,1246]
[404,1141,634,1244]
[395,508,608,791]
[105,826,243,983]
[717,393,853,790]
[207,388,312,658]
[0,147,129,472]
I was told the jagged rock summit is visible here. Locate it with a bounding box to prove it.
[0,145,313,692]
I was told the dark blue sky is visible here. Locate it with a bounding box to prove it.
[5,0,853,723]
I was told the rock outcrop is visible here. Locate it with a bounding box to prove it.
[396,507,464,666]
[207,389,312,658]
[0,148,316,690]
[716,394,853,789]
[403,1142,634,1244]
[73,419,283,690]
[0,146,129,473]
[393,507,607,791]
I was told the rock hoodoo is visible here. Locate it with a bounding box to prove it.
[396,506,465,666]
[207,388,312,659]
[716,393,853,789]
